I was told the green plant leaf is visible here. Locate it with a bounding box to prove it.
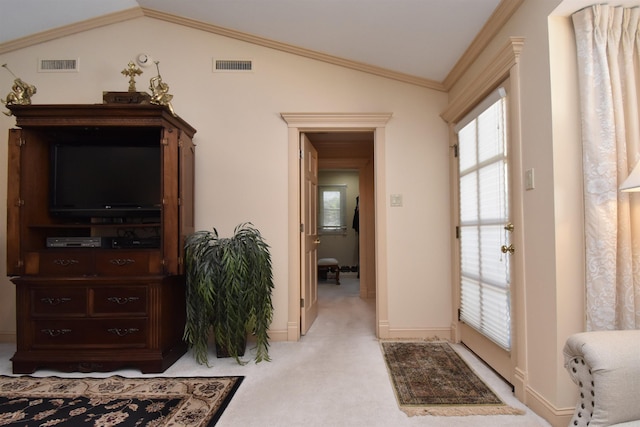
[183,223,274,365]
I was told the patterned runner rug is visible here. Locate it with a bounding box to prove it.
[0,375,243,426]
[381,341,524,416]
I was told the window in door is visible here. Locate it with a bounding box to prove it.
[456,88,512,351]
[318,185,347,235]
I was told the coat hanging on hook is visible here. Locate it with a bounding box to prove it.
[352,196,359,233]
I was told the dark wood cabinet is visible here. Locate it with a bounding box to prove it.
[6,104,196,374]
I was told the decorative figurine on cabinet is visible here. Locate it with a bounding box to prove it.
[149,61,176,116]
[1,64,37,116]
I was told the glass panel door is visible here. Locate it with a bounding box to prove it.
[457,94,512,351]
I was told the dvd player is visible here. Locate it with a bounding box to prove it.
[46,237,103,248]
[111,237,160,249]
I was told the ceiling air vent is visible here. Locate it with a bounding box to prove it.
[213,59,253,72]
[38,58,79,72]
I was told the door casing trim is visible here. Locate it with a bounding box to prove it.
[281,112,393,341]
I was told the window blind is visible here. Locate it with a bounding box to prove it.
[318,185,347,234]
[457,91,511,351]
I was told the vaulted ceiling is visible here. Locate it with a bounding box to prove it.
[0,1,598,90]
[1,0,506,89]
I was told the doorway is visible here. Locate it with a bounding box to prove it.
[310,132,373,293]
[455,87,515,385]
[300,132,374,334]
[281,112,393,341]
[315,169,360,283]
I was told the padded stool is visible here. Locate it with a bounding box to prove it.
[318,258,340,285]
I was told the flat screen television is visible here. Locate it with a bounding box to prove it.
[50,141,161,218]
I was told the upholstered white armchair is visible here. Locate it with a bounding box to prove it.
[563,330,640,427]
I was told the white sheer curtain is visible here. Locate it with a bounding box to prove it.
[573,5,640,330]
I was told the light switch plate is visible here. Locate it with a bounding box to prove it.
[525,168,535,190]
[390,194,403,207]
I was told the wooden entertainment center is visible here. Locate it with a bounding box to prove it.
[6,103,196,374]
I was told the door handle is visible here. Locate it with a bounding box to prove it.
[314,239,321,244]
[501,244,515,254]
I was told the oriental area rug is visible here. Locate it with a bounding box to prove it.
[0,375,243,426]
[381,341,524,416]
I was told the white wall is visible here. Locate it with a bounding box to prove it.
[548,11,585,408]
[0,16,450,340]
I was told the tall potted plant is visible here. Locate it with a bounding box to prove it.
[183,223,274,365]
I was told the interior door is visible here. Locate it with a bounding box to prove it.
[457,87,515,384]
[161,126,180,275]
[300,133,319,334]
[178,131,196,275]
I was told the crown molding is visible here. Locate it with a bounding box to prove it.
[0,3,519,92]
[141,8,444,91]
[0,8,144,55]
[442,0,524,91]
[441,36,524,124]
[0,5,440,90]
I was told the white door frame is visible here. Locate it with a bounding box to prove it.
[281,112,393,341]
[440,38,526,399]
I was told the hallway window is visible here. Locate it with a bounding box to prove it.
[319,185,347,234]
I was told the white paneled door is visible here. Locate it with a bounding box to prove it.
[300,134,319,335]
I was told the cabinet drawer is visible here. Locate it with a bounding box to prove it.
[95,251,162,275]
[30,288,87,316]
[31,251,94,276]
[92,287,148,315]
[32,319,147,347]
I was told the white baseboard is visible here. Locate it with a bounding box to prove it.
[0,333,16,343]
[268,329,290,342]
[386,327,452,341]
[524,383,574,427]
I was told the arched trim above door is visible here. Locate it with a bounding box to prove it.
[281,112,392,341]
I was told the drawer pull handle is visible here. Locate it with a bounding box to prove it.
[107,296,140,305]
[53,259,79,267]
[109,258,135,266]
[41,329,71,337]
[108,328,139,337]
[40,297,72,305]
